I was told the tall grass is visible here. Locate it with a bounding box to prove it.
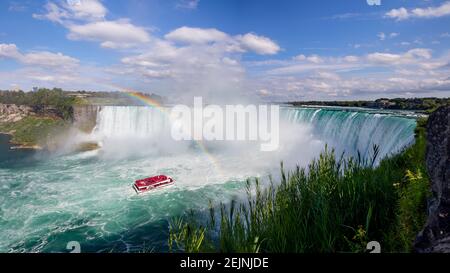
[169,119,430,253]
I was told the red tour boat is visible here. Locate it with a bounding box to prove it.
[133,175,174,193]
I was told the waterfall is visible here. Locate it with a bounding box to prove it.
[94,106,171,139]
[282,107,417,161]
[94,105,417,162]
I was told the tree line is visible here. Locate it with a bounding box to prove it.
[0,88,75,120]
[290,97,450,113]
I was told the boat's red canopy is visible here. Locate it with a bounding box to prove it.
[135,175,169,186]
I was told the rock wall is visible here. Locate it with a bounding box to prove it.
[415,105,450,253]
[0,104,35,123]
[1,103,99,131]
[73,105,100,133]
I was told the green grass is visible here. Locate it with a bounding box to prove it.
[0,116,69,147]
[169,119,430,253]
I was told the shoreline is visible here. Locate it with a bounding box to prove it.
[0,132,43,150]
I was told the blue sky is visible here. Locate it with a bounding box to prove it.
[0,0,449,102]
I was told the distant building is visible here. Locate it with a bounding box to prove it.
[67,92,92,98]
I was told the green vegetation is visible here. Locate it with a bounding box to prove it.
[169,119,430,253]
[290,97,450,113]
[0,116,69,147]
[0,88,76,120]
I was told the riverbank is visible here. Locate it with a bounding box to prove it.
[0,116,70,150]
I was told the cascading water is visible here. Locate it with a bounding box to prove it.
[0,105,417,252]
[94,106,417,162]
[282,107,417,163]
[94,106,171,139]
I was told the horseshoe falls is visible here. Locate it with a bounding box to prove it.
[0,106,417,252]
[282,107,417,163]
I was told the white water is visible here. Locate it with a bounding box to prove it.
[282,107,417,162]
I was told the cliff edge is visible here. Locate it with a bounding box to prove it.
[415,105,450,252]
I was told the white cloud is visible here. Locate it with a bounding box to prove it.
[255,48,450,100]
[222,57,239,66]
[258,89,270,96]
[344,55,359,62]
[113,37,248,102]
[390,32,399,38]
[34,1,150,49]
[367,48,432,65]
[268,62,361,75]
[9,3,284,99]
[0,44,91,90]
[165,27,229,44]
[0,44,21,59]
[293,54,306,61]
[67,20,151,49]
[386,1,450,20]
[0,43,79,69]
[110,27,280,101]
[366,52,402,64]
[67,0,107,20]
[291,54,324,63]
[165,27,280,55]
[386,7,409,21]
[21,51,80,68]
[33,2,69,24]
[33,0,106,23]
[315,71,341,81]
[411,1,450,18]
[306,55,323,64]
[140,69,173,79]
[377,32,399,41]
[237,33,280,55]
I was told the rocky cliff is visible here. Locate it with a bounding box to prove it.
[73,105,99,133]
[0,103,67,123]
[415,105,450,253]
[0,104,35,123]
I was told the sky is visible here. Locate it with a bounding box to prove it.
[0,0,450,102]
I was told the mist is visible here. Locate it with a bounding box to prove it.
[89,105,325,183]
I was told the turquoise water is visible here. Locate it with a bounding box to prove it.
[0,107,417,253]
[0,148,259,253]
